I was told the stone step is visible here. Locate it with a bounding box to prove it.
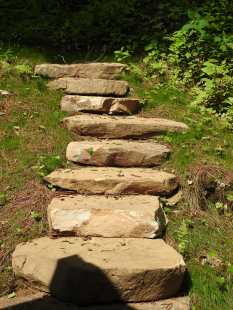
[35,63,127,80]
[63,115,189,139]
[12,237,186,304]
[66,141,170,167]
[47,78,129,96]
[0,293,192,310]
[48,195,166,238]
[44,168,178,196]
[61,95,145,115]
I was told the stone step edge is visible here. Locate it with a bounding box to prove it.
[12,237,186,304]
[47,78,129,97]
[60,95,149,115]
[47,195,166,238]
[44,167,179,196]
[66,140,170,167]
[0,293,192,310]
[35,63,128,80]
[63,115,189,139]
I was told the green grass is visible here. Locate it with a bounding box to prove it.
[0,43,233,309]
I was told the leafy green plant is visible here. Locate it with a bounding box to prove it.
[175,222,189,254]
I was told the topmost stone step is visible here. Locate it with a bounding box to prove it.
[35,63,127,80]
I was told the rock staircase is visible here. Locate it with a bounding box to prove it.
[12,63,191,309]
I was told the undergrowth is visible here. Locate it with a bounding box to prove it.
[0,42,232,310]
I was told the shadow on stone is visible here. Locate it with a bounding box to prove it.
[1,254,135,310]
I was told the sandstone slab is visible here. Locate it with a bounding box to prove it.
[0,294,191,310]
[63,115,189,139]
[35,63,127,80]
[48,195,166,238]
[44,168,178,196]
[12,237,186,304]
[47,78,129,96]
[66,141,170,167]
[60,95,144,115]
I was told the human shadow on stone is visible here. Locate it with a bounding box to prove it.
[2,255,135,310]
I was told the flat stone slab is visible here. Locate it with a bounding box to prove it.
[12,237,186,304]
[0,293,191,309]
[48,195,166,238]
[60,95,144,115]
[47,78,129,96]
[66,141,170,167]
[63,115,189,139]
[44,168,178,196]
[35,63,127,80]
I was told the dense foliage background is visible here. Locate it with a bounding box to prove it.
[0,0,226,49]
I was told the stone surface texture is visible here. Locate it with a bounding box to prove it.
[48,195,166,238]
[0,293,191,310]
[60,95,144,115]
[47,78,129,96]
[12,237,186,304]
[66,141,170,167]
[63,115,189,139]
[35,63,127,80]
[44,168,178,196]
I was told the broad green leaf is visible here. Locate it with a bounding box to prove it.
[8,292,16,299]
[151,39,158,46]
[145,44,153,51]
[207,59,218,63]
[220,45,226,52]
[199,19,209,27]
[228,266,233,272]
[202,147,209,152]
[31,166,39,169]
[141,34,148,41]
[188,10,195,19]
[13,126,20,130]
[215,277,225,284]
[201,66,214,75]
[14,228,21,232]
[227,195,233,201]
[0,194,5,199]
[214,36,221,43]
[1,243,4,248]
[215,202,222,209]
[88,147,93,156]
[29,212,39,218]
[185,52,191,59]
[193,52,198,56]
[39,125,45,129]
[182,24,192,32]
[209,252,218,258]
[194,12,201,19]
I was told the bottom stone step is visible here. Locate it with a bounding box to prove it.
[12,237,185,305]
[0,293,191,310]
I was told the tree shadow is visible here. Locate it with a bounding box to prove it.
[1,254,136,309]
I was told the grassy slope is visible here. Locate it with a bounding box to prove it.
[0,45,233,309]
